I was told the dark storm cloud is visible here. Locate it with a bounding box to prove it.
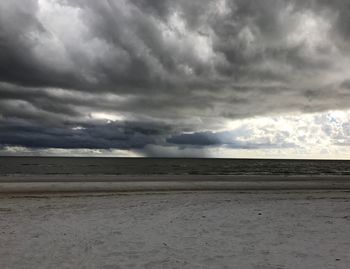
[0,118,172,149]
[1,0,350,154]
[167,132,222,146]
[167,130,296,149]
[0,1,82,89]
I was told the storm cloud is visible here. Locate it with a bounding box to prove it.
[1,0,350,156]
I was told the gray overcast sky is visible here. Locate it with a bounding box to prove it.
[1,0,350,158]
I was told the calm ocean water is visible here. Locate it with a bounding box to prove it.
[1,157,350,176]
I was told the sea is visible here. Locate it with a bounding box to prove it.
[1,157,350,176]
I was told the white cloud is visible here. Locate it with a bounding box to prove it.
[217,109,350,158]
[0,146,141,157]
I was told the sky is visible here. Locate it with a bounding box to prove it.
[1,0,350,158]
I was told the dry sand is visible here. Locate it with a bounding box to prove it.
[1,190,350,269]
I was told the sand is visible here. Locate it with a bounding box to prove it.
[1,190,350,269]
[1,175,350,193]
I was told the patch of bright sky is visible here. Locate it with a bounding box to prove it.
[90,112,125,122]
[220,109,350,158]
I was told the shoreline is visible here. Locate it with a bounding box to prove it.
[1,175,350,193]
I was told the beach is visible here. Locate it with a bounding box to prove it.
[1,158,350,268]
[1,190,350,268]
[1,175,350,193]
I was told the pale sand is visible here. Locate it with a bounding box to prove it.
[1,191,350,269]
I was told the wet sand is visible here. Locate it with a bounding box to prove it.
[1,175,350,193]
[1,191,350,268]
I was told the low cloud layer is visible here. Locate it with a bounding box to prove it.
[1,0,350,156]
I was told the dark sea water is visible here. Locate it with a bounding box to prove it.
[1,157,350,176]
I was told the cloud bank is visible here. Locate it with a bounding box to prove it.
[1,0,350,157]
